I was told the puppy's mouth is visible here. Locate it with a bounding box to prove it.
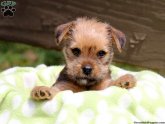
[76,77,96,82]
[75,77,98,86]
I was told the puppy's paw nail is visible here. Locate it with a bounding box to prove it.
[123,82,129,86]
[40,91,45,96]
[120,81,131,89]
[34,92,39,97]
[46,91,51,97]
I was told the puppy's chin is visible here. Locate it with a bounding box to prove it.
[75,77,99,86]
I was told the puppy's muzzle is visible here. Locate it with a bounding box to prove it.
[82,65,92,75]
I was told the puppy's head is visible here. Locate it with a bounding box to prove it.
[55,17,126,85]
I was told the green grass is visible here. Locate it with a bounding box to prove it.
[0,41,64,71]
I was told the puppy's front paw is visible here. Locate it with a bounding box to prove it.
[31,86,53,100]
[114,74,136,89]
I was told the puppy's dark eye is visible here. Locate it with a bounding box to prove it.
[71,48,81,57]
[97,50,106,57]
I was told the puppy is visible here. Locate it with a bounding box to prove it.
[31,17,136,100]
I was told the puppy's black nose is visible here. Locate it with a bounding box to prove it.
[82,65,92,75]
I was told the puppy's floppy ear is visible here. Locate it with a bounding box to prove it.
[55,21,75,45]
[108,26,126,52]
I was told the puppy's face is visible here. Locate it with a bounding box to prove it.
[55,18,126,85]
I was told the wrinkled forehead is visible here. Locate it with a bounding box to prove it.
[71,35,108,51]
[71,20,110,50]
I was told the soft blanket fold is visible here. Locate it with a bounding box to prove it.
[0,65,165,124]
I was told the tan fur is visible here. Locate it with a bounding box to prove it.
[31,17,136,100]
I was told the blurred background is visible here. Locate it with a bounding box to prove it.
[0,0,165,75]
[0,41,64,70]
